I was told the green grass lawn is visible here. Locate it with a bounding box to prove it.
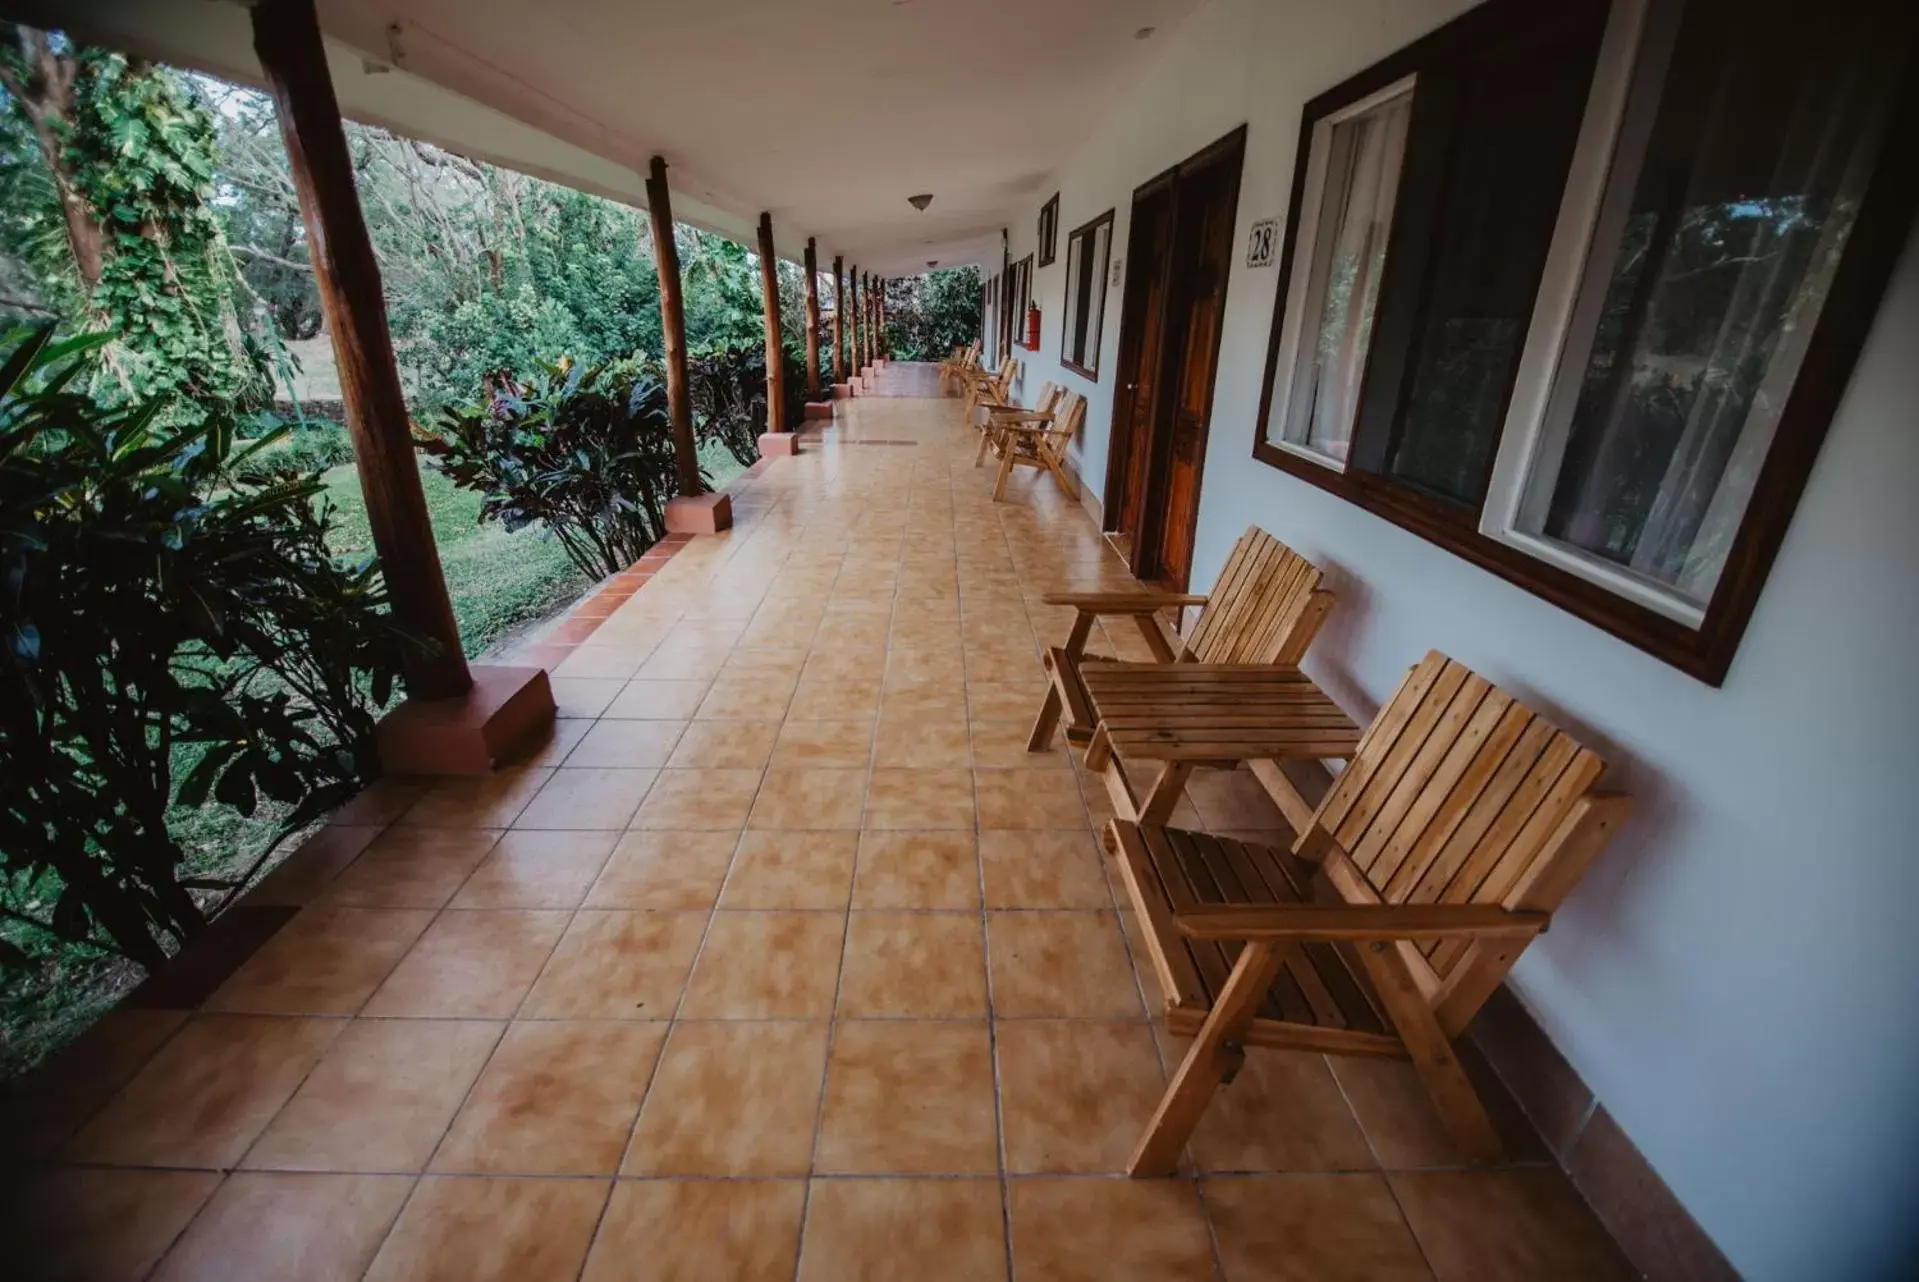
[321,460,592,657]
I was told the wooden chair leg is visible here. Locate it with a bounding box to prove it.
[993,446,1018,501]
[975,422,995,466]
[1027,683,1064,752]
[1129,941,1282,1176]
[1046,452,1077,498]
[1137,761,1195,825]
[1357,939,1503,1162]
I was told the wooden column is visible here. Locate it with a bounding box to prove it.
[803,237,822,401]
[876,277,886,359]
[832,254,846,383]
[848,265,862,373]
[756,212,787,432]
[251,0,469,701]
[644,156,701,498]
[863,272,875,368]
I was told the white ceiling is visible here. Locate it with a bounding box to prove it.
[26,0,1201,273]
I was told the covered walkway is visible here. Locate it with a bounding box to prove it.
[5,371,1632,1280]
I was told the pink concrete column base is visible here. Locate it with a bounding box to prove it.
[664,491,733,534]
[832,381,852,399]
[803,400,835,420]
[758,431,799,459]
[375,665,555,776]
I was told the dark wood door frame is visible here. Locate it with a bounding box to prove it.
[1101,124,1249,587]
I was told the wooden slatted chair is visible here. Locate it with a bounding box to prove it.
[1028,526,1334,750]
[975,381,1060,467]
[1107,650,1632,1175]
[960,355,1017,422]
[939,339,980,393]
[990,389,1085,501]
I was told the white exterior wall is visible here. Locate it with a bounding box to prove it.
[1009,1,1919,1277]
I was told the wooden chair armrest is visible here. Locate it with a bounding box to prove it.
[1101,727,1361,763]
[1042,591,1209,614]
[1174,904,1549,943]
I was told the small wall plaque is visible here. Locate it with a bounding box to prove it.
[1246,218,1279,268]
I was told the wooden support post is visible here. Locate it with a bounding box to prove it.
[865,273,877,368]
[803,237,822,402]
[251,0,468,702]
[645,156,702,498]
[253,0,553,773]
[646,156,729,532]
[832,254,847,385]
[756,211,786,433]
[849,265,863,377]
[877,277,886,359]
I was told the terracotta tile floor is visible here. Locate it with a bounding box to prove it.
[2,365,1636,1280]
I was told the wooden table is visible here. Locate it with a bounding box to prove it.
[1079,663,1362,833]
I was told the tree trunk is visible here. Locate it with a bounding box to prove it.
[0,26,105,289]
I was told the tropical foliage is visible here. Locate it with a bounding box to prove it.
[0,323,411,971]
[419,357,687,579]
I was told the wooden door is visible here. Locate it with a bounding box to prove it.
[1102,127,1247,588]
[1148,130,1245,589]
[1104,175,1177,559]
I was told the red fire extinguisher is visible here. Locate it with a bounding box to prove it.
[1025,302,1041,350]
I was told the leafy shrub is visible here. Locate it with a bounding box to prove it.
[687,341,766,468]
[0,323,412,970]
[419,356,687,580]
[227,415,355,483]
[885,267,983,361]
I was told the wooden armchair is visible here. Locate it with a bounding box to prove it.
[939,339,980,393]
[1027,526,1334,750]
[974,381,1060,467]
[959,356,1017,422]
[1107,650,1632,1174]
[989,389,1084,502]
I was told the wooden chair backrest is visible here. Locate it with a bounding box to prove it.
[1300,650,1630,1031]
[1182,527,1334,667]
[1041,391,1085,458]
[991,356,1018,396]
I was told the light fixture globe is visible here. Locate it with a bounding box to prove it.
[907,193,934,211]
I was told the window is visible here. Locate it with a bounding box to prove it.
[1038,194,1060,266]
[1060,209,1114,378]
[1484,0,1912,625]
[1265,78,1413,466]
[1253,0,1916,682]
[1008,254,1034,349]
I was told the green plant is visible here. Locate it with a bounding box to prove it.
[0,322,411,970]
[686,340,766,468]
[227,414,353,483]
[420,355,687,580]
[885,266,982,360]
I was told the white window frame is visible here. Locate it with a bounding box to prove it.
[1476,0,1717,626]
[1262,73,1419,473]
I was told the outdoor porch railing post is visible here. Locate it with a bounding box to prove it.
[803,237,822,402]
[756,211,786,432]
[250,0,471,700]
[644,156,702,498]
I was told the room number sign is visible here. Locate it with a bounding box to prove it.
[1246,218,1278,268]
